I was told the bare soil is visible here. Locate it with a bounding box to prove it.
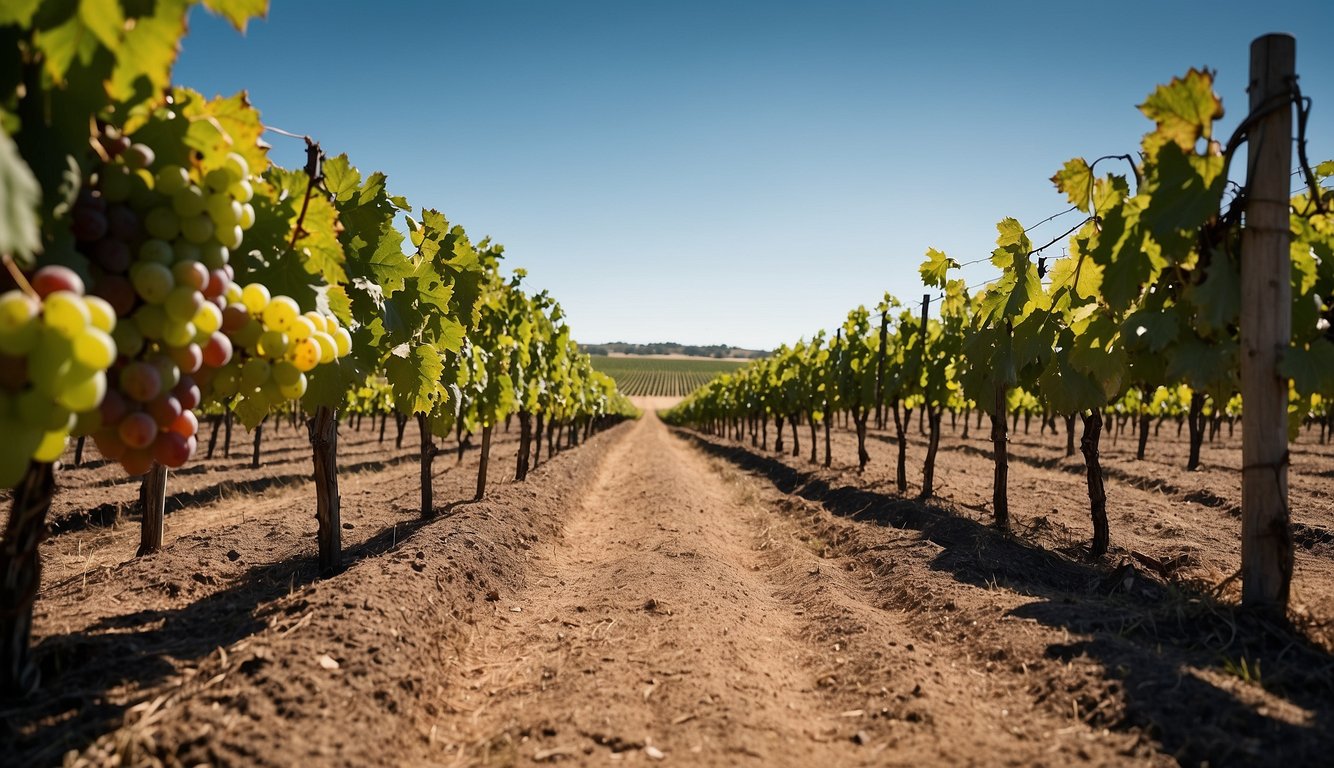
[1,407,1331,766]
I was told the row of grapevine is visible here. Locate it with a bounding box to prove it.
[667,38,1333,618]
[0,1,634,696]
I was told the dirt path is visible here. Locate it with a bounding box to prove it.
[443,412,880,765]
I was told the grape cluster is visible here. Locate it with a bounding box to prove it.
[209,283,353,406]
[77,125,255,474]
[0,267,117,487]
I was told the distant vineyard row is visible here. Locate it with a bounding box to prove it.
[591,357,747,397]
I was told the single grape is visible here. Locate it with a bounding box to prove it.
[333,327,352,357]
[120,447,154,476]
[164,286,204,322]
[144,206,181,241]
[133,303,167,340]
[172,185,207,218]
[288,315,315,341]
[288,337,319,372]
[203,270,230,300]
[193,302,222,334]
[32,429,69,463]
[272,360,301,387]
[92,238,132,273]
[201,331,233,368]
[220,303,250,333]
[172,239,203,264]
[262,296,300,332]
[200,242,230,270]
[148,395,183,428]
[73,327,116,370]
[99,388,129,424]
[168,409,199,438]
[106,205,141,240]
[83,295,116,333]
[72,207,109,242]
[216,224,244,250]
[228,178,254,203]
[123,143,155,170]
[56,369,106,413]
[119,361,162,402]
[204,167,233,193]
[162,319,195,348]
[0,291,40,334]
[311,332,336,364]
[138,238,175,266]
[257,329,289,358]
[223,152,249,182]
[206,194,242,229]
[180,213,215,244]
[173,376,201,410]
[169,342,203,374]
[118,411,157,449]
[152,356,181,390]
[153,431,192,468]
[155,164,190,196]
[240,283,270,314]
[130,261,175,304]
[278,373,307,400]
[111,321,145,357]
[93,274,136,316]
[43,291,91,337]
[171,261,209,292]
[238,203,255,230]
[31,266,86,298]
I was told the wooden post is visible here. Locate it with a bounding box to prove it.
[137,462,167,557]
[309,406,341,577]
[1240,33,1295,612]
[475,424,493,501]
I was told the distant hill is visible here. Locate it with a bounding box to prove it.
[581,342,768,359]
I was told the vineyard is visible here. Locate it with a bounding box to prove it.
[2,3,1334,767]
[590,356,746,397]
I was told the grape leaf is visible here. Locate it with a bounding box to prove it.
[200,0,267,31]
[1189,249,1239,336]
[1138,68,1223,151]
[1279,339,1334,396]
[0,126,42,263]
[919,248,957,288]
[1052,158,1093,212]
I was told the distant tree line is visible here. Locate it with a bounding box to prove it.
[582,342,768,359]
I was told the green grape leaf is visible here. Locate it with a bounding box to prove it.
[200,0,268,31]
[384,344,446,415]
[1052,158,1093,212]
[303,359,361,410]
[232,393,270,430]
[1069,314,1126,399]
[178,90,271,177]
[919,248,957,288]
[1141,142,1226,247]
[1039,349,1106,414]
[1121,308,1179,353]
[0,126,42,263]
[1166,335,1237,395]
[1279,339,1334,396]
[1138,68,1223,150]
[1189,249,1239,336]
[108,0,190,102]
[0,0,41,25]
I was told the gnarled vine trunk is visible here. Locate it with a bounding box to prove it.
[0,462,55,697]
[1081,409,1109,557]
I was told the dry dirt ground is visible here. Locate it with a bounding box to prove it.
[1,404,1332,766]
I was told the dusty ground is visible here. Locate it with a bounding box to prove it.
[0,406,1331,766]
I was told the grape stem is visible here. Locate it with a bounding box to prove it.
[0,254,39,300]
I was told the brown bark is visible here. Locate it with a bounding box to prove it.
[0,462,55,697]
[1081,410,1109,557]
[137,462,167,557]
[309,406,341,577]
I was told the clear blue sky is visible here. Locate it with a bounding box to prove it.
[174,1,1334,350]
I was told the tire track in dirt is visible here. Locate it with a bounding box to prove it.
[443,411,885,766]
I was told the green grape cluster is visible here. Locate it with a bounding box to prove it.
[207,282,353,408]
[79,123,257,475]
[0,266,117,487]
